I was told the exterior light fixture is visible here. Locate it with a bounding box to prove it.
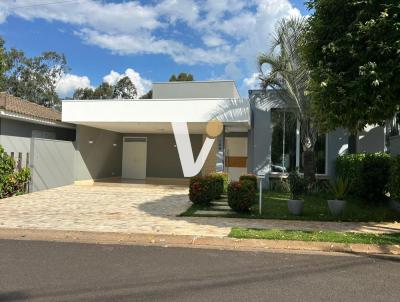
[88,140,94,144]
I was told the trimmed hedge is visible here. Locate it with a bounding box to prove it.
[227,180,256,213]
[390,156,400,201]
[336,152,391,202]
[208,172,229,198]
[189,176,215,204]
[239,174,258,190]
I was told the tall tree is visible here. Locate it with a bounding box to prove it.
[94,82,114,99]
[4,48,67,108]
[112,76,137,99]
[169,72,194,81]
[0,37,6,91]
[303,0,400,152]
[258,17,318,180]
[73,87,95,100]
[139,89,152,99]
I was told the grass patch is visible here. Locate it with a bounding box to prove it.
[180,191,400,222]
[229,227,400,245]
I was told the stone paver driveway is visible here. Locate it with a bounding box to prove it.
[0,183,399,237]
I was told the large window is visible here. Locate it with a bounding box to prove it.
[271,109,327,174]
[271,110,297,173]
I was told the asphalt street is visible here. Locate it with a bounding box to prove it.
[0,239,399,302]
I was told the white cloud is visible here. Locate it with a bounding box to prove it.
[243,72,260,89]
[103,68,152,97]
[202,34,226,47]
[56,73,92,98]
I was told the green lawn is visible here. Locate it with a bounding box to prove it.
[180,191,400,222]
[229,227,400,245]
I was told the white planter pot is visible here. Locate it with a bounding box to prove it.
[327,199,346,216]
[287,199,304,215]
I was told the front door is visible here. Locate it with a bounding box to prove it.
[122,137,147,179]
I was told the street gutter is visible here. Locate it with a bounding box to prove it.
[0,228,399,256]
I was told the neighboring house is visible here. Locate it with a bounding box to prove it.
[248,89,386,185]
[62,80,387,188]
[0,92,75,191]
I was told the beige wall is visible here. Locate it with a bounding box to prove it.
[123,133,203,179]
[75,125,123,181]
[153,81,240,99]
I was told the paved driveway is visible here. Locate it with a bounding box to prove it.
[0,183,399,237]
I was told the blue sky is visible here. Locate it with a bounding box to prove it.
[0,0,308,97]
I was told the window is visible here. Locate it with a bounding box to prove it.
[388,113,400,137]
[271,109,327,174]
[271,110,297,173]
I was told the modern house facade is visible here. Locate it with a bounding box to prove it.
[62,80,390,188]
[62,81,250,185]
[0,82,395,192]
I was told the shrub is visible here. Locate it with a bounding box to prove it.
[270,178,290,193]
[390,156,400,201]
[0,146,31,198]
[227,180,256,213]
[208,172,228,198]
[239,174,258,190]
[325,177,350,200]
[189,176,215,205]
[288,170,306,200]
[336,152,390,202]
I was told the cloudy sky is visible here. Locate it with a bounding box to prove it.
[0,0,307,98]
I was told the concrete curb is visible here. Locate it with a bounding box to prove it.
[0,228,399,256]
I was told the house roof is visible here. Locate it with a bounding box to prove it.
[0,92,61,122]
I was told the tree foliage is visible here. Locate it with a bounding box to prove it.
[304,0,400,133]
[73,77,137,100]
[113,76,137,99]
[169,72,194,81]
[94,82,114,99]
[139,89,152,99]
[1,37,67,108]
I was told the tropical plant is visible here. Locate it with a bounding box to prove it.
[258,17,318,181]
[288,170,306,200]
[326,177,350,200]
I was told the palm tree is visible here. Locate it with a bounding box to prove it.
[258,17,317,181]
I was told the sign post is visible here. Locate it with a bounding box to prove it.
[257,173,265,216]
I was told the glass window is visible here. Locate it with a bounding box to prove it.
[271,109,297,173]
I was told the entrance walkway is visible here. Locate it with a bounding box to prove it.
[0,183,399,237]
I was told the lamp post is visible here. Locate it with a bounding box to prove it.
[257,173,265,216]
